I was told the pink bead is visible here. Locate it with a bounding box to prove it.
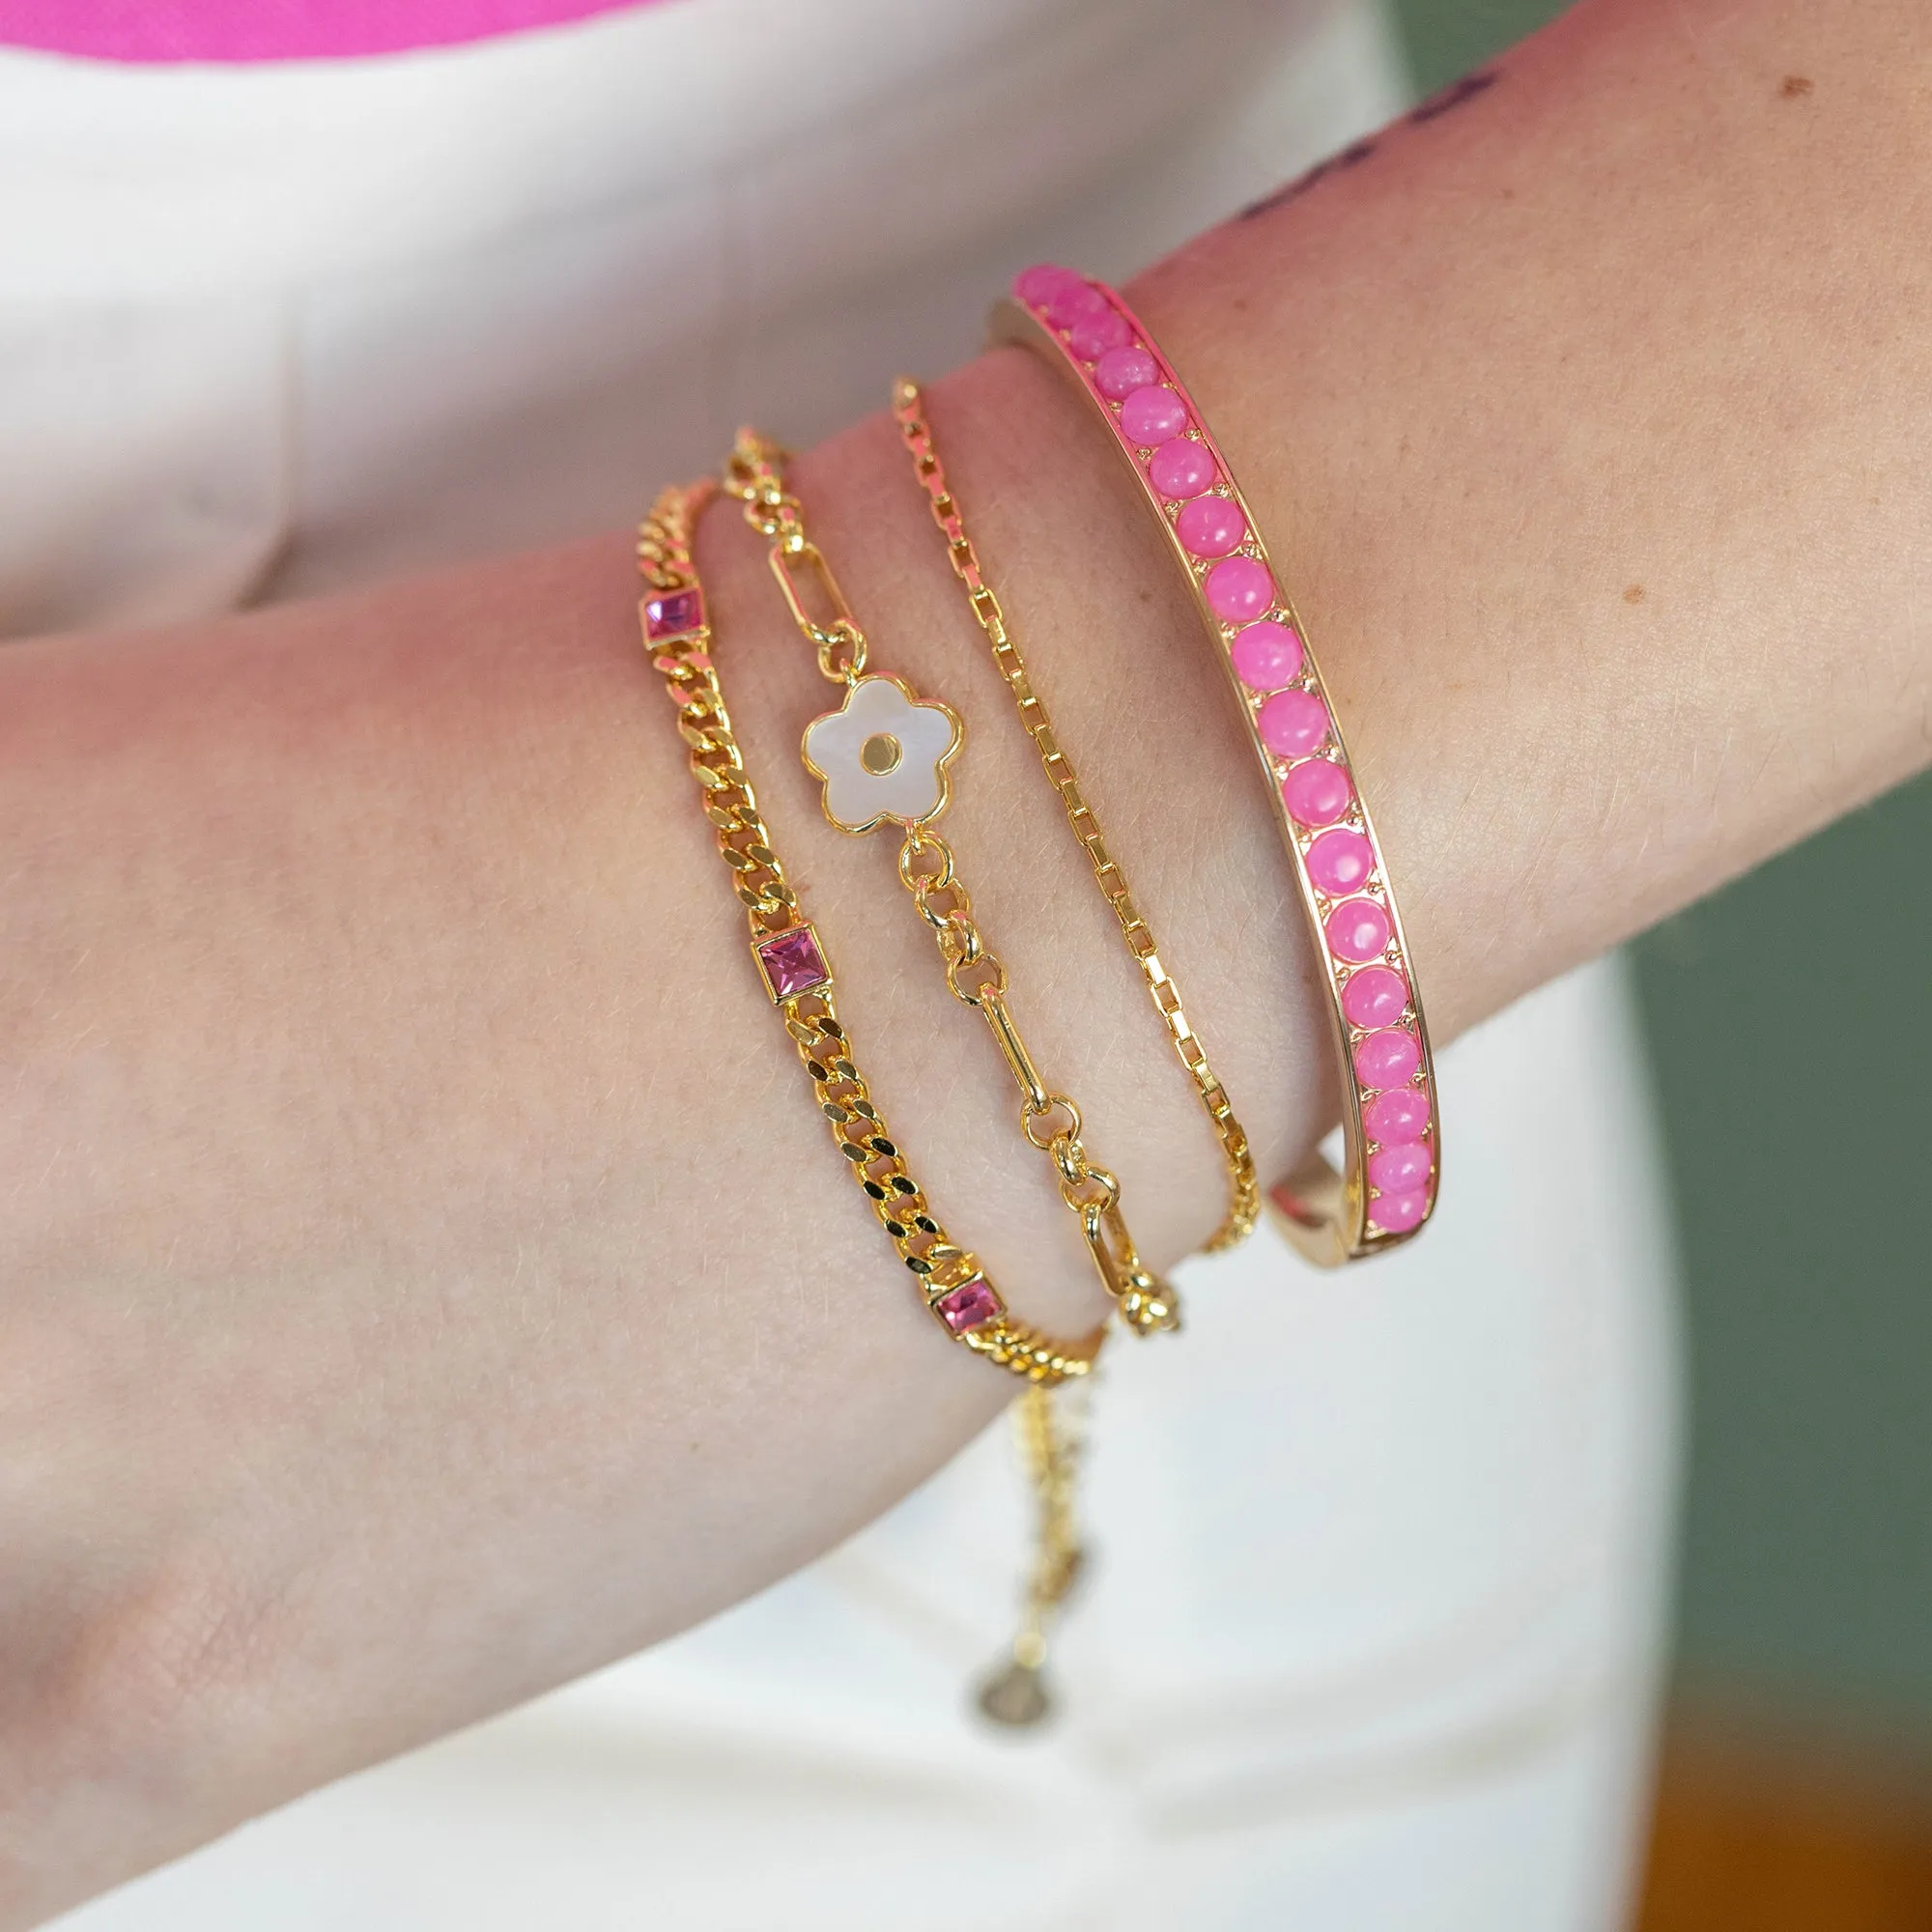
[1148,437,1216,498]
[1068,307,1132,359]
[1046,278,1111,330]
[1205,555,1274,621]
[1368,1186,1429,1235]
[1368,1142,1433,1193]
[1363,1087,1431,1144]
[1281,757,1352,826]
[1258,688,1328,758]
[1308,827,1375,895]
[1094,345,1158,401]
[1230,620,1303,690]
[1324,896,1392,963]
[1120,384,1188,444]
[1354,1027,1421,1091]
[1014,264,1080,308]
[1342,963,1408,1029]
[1176,495,1247,558]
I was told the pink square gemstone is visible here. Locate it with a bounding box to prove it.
[753,924,830,1002]
[933,1278,1001,1332]
[643,586,705,641]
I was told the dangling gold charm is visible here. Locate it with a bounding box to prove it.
[977,1649,1053,1729]
[973,1386,1088,1732]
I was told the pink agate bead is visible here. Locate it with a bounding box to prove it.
[1205,555,1274,620]
[1307,827,1374,895]
[1177,495,1247,558]
[1368,1142,1433,1193]
[1230,620,1302,690]
[1094,345,1158,401]
[1325,896,1392,963]
[1259,689,1328,758]
[1354,1027,1421,1091]
[1341,963,1408,1029]
[1015,264,1079,307]
[1368,1186,1430,1235]
[1046,278,1110,330]
[1149,437,1216,498]
[1282,757,1352,826]
[1069,306,1132,359]
[1363,1088,1430,1144]
[1120,384,1188,444]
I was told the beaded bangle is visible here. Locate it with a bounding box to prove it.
[721,431,1181,1338]
[637,480,1103,1383]
[890,378,1261,1254]
[996,268,1440,1264]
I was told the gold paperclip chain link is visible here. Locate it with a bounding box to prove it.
[892,378,1260,1252]
[722,439,868,683]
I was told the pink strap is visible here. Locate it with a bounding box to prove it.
[0,0,655,63]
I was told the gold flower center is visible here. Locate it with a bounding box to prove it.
[861,732,903,775]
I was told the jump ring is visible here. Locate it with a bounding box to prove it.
[947,952,1007,1006]
[1022,1094,1081,1151]
[1062,1165,1119,1214]
[898,835,953,895]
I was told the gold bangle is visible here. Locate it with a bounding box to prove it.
[890,377,1261,1253]
[637,480,1102,1385]
[721,431,1181,1339]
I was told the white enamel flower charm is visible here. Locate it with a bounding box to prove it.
[802,675,963,835]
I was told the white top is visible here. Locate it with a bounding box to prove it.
[2,4,1680,1925]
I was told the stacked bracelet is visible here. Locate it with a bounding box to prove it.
[636,480,1103,1384]
[721,431,1180,1339]
[996,268,1440,1264]
[891,378,1261,1253]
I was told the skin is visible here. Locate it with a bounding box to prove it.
[1,0,1928,1918]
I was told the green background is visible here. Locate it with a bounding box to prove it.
[1392,0,1932,1741]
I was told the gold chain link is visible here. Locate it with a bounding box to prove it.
[637,482,1099,1385]
[721,440,868,683]
[892,378,1260,1252]
[723,431,1179,1338]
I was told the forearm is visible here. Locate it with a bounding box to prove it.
[4,0,1929,1917]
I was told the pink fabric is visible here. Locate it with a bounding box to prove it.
[0,0,656,62]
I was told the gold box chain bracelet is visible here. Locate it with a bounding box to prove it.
[891,378,1260,1252]
[722,431,1180,1339]
[637,481,1100,1386]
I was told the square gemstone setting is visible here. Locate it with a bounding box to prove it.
[642,586,705,642]
[932,1277,1001,1333]
[753,923,831,1003]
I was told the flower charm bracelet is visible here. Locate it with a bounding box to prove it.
[724,430,1179,1339]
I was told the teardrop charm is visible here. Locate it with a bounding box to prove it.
[975,1658,1052,1729]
